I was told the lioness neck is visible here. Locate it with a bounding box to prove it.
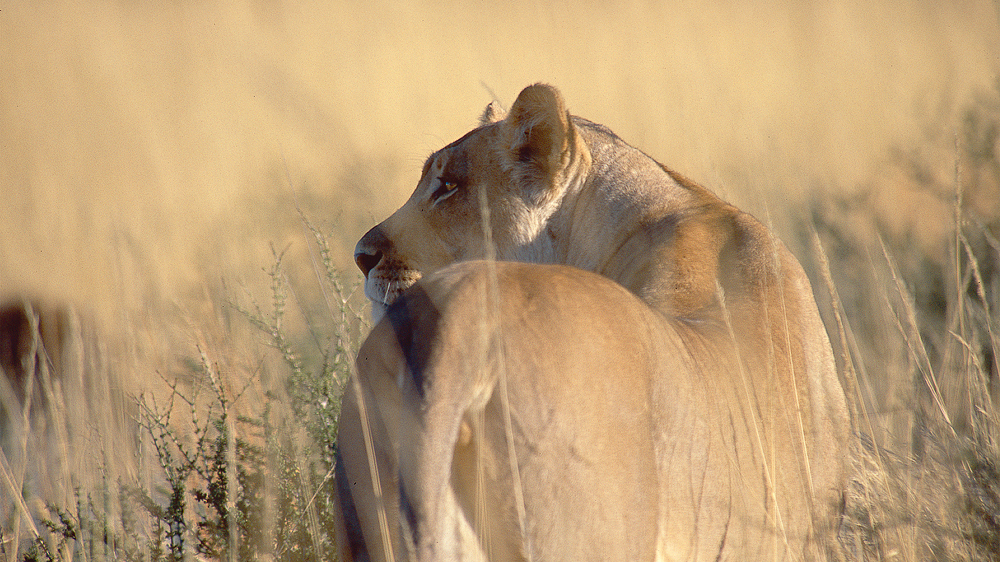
[552,121,713,312]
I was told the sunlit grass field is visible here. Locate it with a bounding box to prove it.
[1,1,998,559]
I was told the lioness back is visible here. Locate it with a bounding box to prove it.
[337,84,851,561]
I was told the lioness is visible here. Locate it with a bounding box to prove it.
[337,84,850,561]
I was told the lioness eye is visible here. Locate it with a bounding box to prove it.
[430,179,460,206]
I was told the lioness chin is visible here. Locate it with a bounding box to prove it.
[337,84,850,561]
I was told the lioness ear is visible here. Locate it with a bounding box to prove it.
[503,83,573,184]
[479,101,506,126]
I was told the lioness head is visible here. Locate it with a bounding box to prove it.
[355,84,592,320]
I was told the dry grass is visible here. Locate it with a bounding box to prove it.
[801,80,1000,559]
[1,0,998,560]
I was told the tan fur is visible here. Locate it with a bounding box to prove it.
[338,84,850,561]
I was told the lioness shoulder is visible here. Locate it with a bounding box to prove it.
[338,84,851,561]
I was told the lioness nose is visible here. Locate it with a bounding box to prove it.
[355,249,382,278]
[354,225,389,278]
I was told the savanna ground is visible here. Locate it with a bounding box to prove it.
[1,1,998,560]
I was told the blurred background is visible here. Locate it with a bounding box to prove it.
[1,1,998,560]
[3,0,997,320]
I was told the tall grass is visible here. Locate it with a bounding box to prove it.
[805,82,1000,560]
[1,90,997,559]
[1,5,997,552]
[1,220,364,561]
[2,90,998,559]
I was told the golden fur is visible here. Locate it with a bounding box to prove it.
[337,84,850,561]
